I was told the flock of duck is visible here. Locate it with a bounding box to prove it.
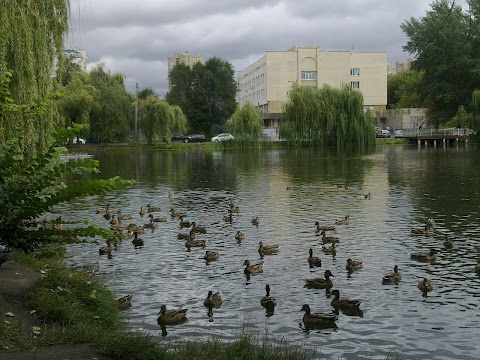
[88,193,480,332]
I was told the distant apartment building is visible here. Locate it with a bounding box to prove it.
[387,58,413,75]
[237,46,387,139]
[377,108,426,130]
[167,52,204,90]
[63,49,88,71]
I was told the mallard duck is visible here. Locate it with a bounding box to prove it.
[228,206,240,214]
[149,213,167,222]
[382,265,401,284]
[103,211,111,220]
[223,213,233,223]
[185,238,206,249]
[474,260,480,274]
[443,234,453,248]
[320,230,340,244]
[260,284,276,309]
[99,240,113,255]
[235,231,245,242]
[364,192,371,199]
[426,217,436,228]
[243,259,263,274]
[131,232,144,247]
[315,221,335,232]
[157,304,188,325]
[411,249,438,263]
[147,204,161,213]
[117,294,133,310]
[346,258,363,272]
[251,216,259,226]
[179,216,191,228]
[109,214,119,226]
[116,210,133,221]
[191,222,207,234]
[417,278,433,292]
[307,248,322,267]
[96,205,110,214]
[335,215,350,225]
[170,208,187,218]
[258,241,279,257]
[139,207,146,217]
[204,250,219,261]
[127,224,145,234]
[322,243,336,256]
[330,289,361,310]
[203,290,222,307]
[301,304,337,326]
[144,218,157,229]
[305,270,334,289]
[411,225,433,235]
[178,230,195,241]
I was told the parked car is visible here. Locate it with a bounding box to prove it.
[171,134,190,143]
[394,129,404,138]
[211,133,234,142]
[170,134,206,143]
[73,137,86,144]
[376,129,391,138]
[188,134,206,143]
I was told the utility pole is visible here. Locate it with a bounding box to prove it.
[134,82,139,141]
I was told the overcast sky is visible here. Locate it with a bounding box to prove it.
[66,0,466,96]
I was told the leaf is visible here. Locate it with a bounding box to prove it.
[30,310,37,315]
[5,312,15,317]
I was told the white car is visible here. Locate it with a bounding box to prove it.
[211,133,234,142]
[73,137,86,144]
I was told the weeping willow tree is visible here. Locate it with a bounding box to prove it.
[227,102,263,144]
[171,105,188,136]
[279,85,376,150]
[0,1,70,157]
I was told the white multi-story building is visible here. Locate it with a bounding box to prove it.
[167,52,204,90]
[237,46,387,139]
[63,49,87,71]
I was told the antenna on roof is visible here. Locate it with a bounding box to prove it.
[352,43,355,52]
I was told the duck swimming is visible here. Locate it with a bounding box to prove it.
[305,270,334,289]
[307,248,322,267]
[157,305,188,325]
[382,265,401,284]
[243,260,263,274]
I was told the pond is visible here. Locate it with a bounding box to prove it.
[61,144,480,359]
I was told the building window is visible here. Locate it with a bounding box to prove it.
[350,68,360,76]
[350,81,360,89]
[301,71,317,80]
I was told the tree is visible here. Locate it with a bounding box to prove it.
[0,1,70,156]
[387,69,424,109]
[227,102,263,142]
[138,88,157,100]
[89,65,132,143]
[401,0,480,127]
[56,55,82,87]
[279,84,375,149]
[166,58,237,134]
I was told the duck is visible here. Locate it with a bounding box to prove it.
[243,260,263,274]
[131,232,144,247]
[443,234,453,248]
[149,213,167,222]
[157,305,188,325]
[426,217,436,228]
[364,192,371,199]
[170,208,187,218]
[307,248,322,267]
[96,205,110,214]
[411,225,433,235]
[315,221,335,232]
[179,216,191,228]
[144,218,157,229]
[204,250,219,261]
[223,213,233,223]
[251,216,259,226]
[185,238,206,249]
[258,241,279,257]
[203,290,222,308]
[346,258,363,272]
[99,240,113,255]
[139,207,146,217]
[301,304,337,326]
[228,206,240,214]
[260,284,276,310]
[475,260,480,274]
[382,265,401,284]
[117,294,133,310]
[305,270,334,289]
[191,222,207,234]
[335,215,350,225]
[178,230,195,241]
[417,278,433,293]
[235,231,245,242]
[109,214,118,226]
[320,230,340,244]
[410,249,438,263]
[116,210,133,221]
[127,224,145,234]
[322,243,337,256]
[330,289,361,310]
[147,204,161,213]
[103,211,111,221]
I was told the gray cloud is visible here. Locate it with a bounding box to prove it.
[67,0,463,96]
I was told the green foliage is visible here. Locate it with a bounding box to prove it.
[279,85,376,150]
[227,102,263,143]
[401,0,480,126]
[387,70,424,109]
[166,57,237,135]
[56,55,82,87]
[89,65,132,143]
[137,88,157,100]
[0,123,135,252]
[0,1,69,156]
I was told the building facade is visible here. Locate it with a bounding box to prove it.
[377,108,427,131]
[237,46,387,139]
[63,49,88,71]
[167,52,204,90]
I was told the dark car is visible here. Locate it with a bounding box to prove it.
[171,134,190,143]
[170,134,206,143]
[188,134,206,143]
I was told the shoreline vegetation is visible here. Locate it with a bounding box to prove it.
[0,248,404,360]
